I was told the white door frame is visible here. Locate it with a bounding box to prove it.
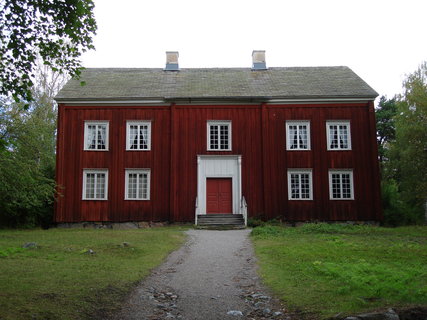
[196,155,242,215]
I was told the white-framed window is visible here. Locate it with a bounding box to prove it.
[82,169,108,200]
[326,121,351,150]
[286,121,311,150]
[84,121,109,151]
[125,169,151,200]
[207,121,231,151]
[329,170,354,200]
[287,169,313,200]
[126,121,151,151]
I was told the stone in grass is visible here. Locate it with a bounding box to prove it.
[347,308,399,320]
[80,249,95,254]
[227,310,243,316]
[22,242,37,249]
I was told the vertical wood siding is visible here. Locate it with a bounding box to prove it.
[55,102,382,222]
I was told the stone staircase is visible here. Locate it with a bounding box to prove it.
[196,214,245,229]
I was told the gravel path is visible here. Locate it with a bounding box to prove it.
[113,229,289,320]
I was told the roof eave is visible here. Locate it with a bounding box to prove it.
[55,95,378,106]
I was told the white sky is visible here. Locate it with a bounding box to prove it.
[81,0,427,101]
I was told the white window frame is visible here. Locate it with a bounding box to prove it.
[126,121,152,151]
[125,169,151,200]
[207,121,232,151]
[326,121,352,150]
[286,121,311,150]
[84,121,109,151]
[82,169,108,200]
[328,170,354,200]
[287,169,313,200]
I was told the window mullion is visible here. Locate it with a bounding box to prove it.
[136,174,140,198]
[94,174,98,198]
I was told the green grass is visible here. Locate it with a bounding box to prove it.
[0,227,186,320]
[251,224,427,318]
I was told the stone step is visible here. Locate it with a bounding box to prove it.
[197,214,245,228]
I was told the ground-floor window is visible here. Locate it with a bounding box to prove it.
[287,169,313,200]
[82,169,108,200]
[125,169,151,200]
[329,170,354,199]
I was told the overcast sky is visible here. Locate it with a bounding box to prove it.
[81,0,427,101]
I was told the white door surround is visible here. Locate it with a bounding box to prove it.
[196,155,242,215]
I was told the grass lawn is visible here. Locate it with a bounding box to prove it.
[0,226,186,320]
[251,223,427,319]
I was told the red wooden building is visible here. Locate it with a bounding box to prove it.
[54,51,382,226]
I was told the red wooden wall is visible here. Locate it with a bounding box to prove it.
[55,102,382,222]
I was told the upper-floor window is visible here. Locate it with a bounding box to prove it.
[82,169,108,200]
[286,121,310,150]
[287,169,313,200]
[84,121,109,151]
[125,169,150,200]
[327,121,351,150]
[126,121,151,151]
[207,121,231,151]
[329,170,354,200]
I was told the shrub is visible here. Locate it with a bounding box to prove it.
[381,180,423,226]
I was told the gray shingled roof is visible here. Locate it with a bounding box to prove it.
[55,67,378,102]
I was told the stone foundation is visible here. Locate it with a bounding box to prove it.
[56,221,170,229]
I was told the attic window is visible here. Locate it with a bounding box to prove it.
[207,121,232,151]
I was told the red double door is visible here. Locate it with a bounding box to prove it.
[206,178,232,214]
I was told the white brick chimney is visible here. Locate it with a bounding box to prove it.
[252,50,267,70]
[165,51,179,71]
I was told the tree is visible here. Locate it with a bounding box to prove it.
[375,96,397,164]
[393,62,427,221]
[0,0,96,102]
[0,65,66,227]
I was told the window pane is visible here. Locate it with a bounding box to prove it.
[330,125,338,149]
[300,173,310,198]
[130,125,138,149]
[290,174,299,199]
[289,125,297,149]
[86,173,95,198]
[331,173,341,198]
[96,173,105,198]
[220,125,229,149]
[299,125,308,149]
[210,125,219,149]
[339,125,348,149]
[140,173,148,199]
[128,173,137,199]
[139,125,148,149]
[87,125,96,149]
[97,125,106,149]
[341,173,351,198]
